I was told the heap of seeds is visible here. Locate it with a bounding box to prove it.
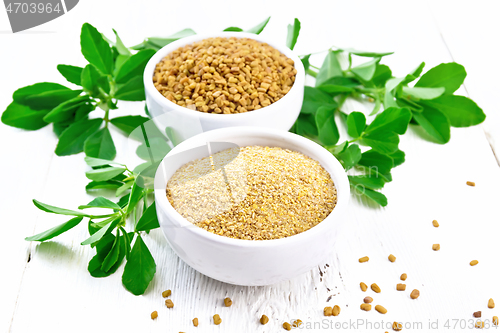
[167,146,337,240]
[153,37,297,114]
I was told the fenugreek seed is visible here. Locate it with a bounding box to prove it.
[466,181,476,186]
[375,305,387,314]
[165,299,174,308]
[292,320,303,328]
[193,318,199,327]
[432,220,439,227]
[397,284,406,291]
[371,283,381,293]
[475,321,484,329]
[432,244,440,251]
[400,273,407,281]
[213,314,222,325]
[493,316,498,326]
[359,256,369,263]
[388,254,396,262]
[360,303,372,311]
[324,306,333,316]
[224,297,232,307]
[283,322,292,330]
[162,289,171,298]
[489,298,495,309]
[332,305,341,316]
[410,289,420,299]
[260,315,269,325]
[393,321,402,331]
[360,282,368,292]
[473,311,482,318]
[363,297,373,303]
[470,260,479,266]
[151,311,158,320]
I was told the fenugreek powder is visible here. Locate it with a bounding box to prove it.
[167,146,337,240]
[153,37,297,114]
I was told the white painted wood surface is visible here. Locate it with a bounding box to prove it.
[1,1,499,332]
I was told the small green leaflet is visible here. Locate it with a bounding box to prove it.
[315,50,343,87]
[351,58,380,81]
[1,102,49,130]
[84,127,117,160]
[43,95,91,123]
[357,187,388,207]
[364,107,411,135]
[337,144,361,170]
[348,175,385,190]
[81,216,121,245]
[126,183,144,214]
[223,27,243,32]
[33,199,90,217]
[286,18,301,50]
[341,48,394,58]
[57,65,84,86]
[363,130,399,154]
[135,202,159,231]
[402,87,445,100]
[80,23,114,75]
[86,166,126,182]
[12,82,82,110]
[371,64,392,87]
[419,95,485,128]
[112,29,132,56]
[301,87,336,114]
[84,156,124,167]
[415,62,466,94]
[411,107,451,144]
[131,28,196,51]
[25,216,84,242]
[315,106,339,145]
[358,150,393,175]
[346,112,366,138]
[81,64,110,97]
[109,115,149,135]
[55,118,103,156]
[101,229,121,272]
[246,16,271,34]
[78,196,121,210]
[115,49,156,84]
[122,235,156,295]
[114,77,145,101]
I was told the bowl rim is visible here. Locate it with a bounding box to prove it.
[154,126,350,248]
[143,31,305,119]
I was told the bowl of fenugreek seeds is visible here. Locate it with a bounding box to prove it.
[144,32,305,144]
[154,127,349,286]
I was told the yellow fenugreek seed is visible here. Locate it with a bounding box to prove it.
[410,289,420,299]
[363,297,373,303]
[493,316,498,326]
[213,314,222,325]
[466,181,476,186]
[332,305,341,316]
[151,311,158,320]
[360,282,368,292]
[371,283,381,293]
[388,254,396,262]
[400,273,407,281]
[397,284,406,291]
[475,321,484,329]
[192,318,199,327]
[473,311,482,318]
[432,220,439,227]
[432,244,440,251]
[393,321,403,331]
[359,256,369,263]
[260,315,269,325]
[292,320,302,328]
[489,298,495,309]
[162,289,171,298]
[324,307,333,316]
[470,260,479,266]
[283,322,292,330]
[224,297,232,307]
[360,303,372,311]
[375,305,387,314]
[165,299,174,308]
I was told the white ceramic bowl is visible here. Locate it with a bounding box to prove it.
[143,32,305,144]
[154,127,349,286]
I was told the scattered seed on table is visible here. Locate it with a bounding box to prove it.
[473,311,482,318]
[324,307,333,316]
[371,283,381,293]
[360,303,372,311]
[165,299,174,308]
[489,298,495,309]
[162,289,171,298]
[224,297,232,307]
[410,289,420,299]
[333,305,341,316]
[493,316,498,326]
[388,254,396,262]
[283,322,292,330]
[470,260,479,266]
[466,181,476,187]
[432,244,440,251]
[375,305,387,314]
[260,315,269,325]
[475,321,484,329]
[397,284,406,291]
[192,318,198,327]
[359,256,369,263]
[432,220,439,227]
[151,311,158,320]
[360,282,368,292]
[292,320,303,328]
[364,296,373,303]
[393,321,402,331]
[213,314,222,325]
[400,273,407,281]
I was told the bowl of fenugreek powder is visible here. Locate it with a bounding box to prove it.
[154,127,349,286]
[144,32,305,143]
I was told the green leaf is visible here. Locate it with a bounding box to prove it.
[25,216,83,242]
[136,202,159,231]
[131,29,196,51]
[55,118,103,156]
[101,230,121,272]
[315,50,343,87]
[347,112,366,138]
[356,187,388,206]
[384,77,404,108]
[247,16,271,34]
[112,29,132,56]
[342,48,394,58]
[337,144,361,170]
[78,196,121,210]
[419,95,485,127]
[118,194,130,208]
[365,107,411,135]
[88,232,127,277]
[84,156,124,167]
[401,62,426,85]
[115,49,156,84]
[351,58,380,81]
[81,64,110,97]
[371,64,392,87]
[109,115,150,135]
[86,166,126,181]
[411,108,451,144]
[84,127,116,160]
[86,180,123,191]
[33,199,90,217]
[81,216,120,245]
[44,95,92,123]
[348,175,385,190]
[363,130,399,154]
[315,106,339,145]
[402,87,445,100]
[114,77,145,101]
[317,77,359,94]
[126,182,144,213]
[388,149,405,167]
[223,26,243,32]
[286,18,301,50]
[300,54,311,71]
[115,181,134,197]
[80,23,113,75]
[415,62,466,94]
[12,82,82,110]
[136,137,171,161]
[1,102,49,130]
[301,86,336,114]
[122,235,156,295]
[358,150,393,175]
[57,65,84,86]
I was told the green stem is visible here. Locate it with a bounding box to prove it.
[306,69,318,78]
